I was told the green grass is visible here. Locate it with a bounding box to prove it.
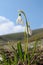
[0,40,42,65]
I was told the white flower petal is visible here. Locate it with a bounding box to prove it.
[16,16,22,23]
[28,28,32,35]
[16,16,24,25]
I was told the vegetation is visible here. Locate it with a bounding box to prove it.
[0,40,43,65]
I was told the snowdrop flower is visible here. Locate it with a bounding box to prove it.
[26,26,32,36]
[26,28,32,36]
[16,15,24,25]
[28,28,32,36]
[16,10,32,36]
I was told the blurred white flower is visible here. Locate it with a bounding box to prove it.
[26,27,32,36]
[16,16,24,25]
[0,56,3,61]
[28,28,32,36]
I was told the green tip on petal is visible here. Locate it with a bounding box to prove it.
[18,13,21,16]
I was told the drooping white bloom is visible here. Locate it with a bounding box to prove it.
[28,28,32,36]
[16,16,24,25]
[28,22,32,35]
[26,26,32,36]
